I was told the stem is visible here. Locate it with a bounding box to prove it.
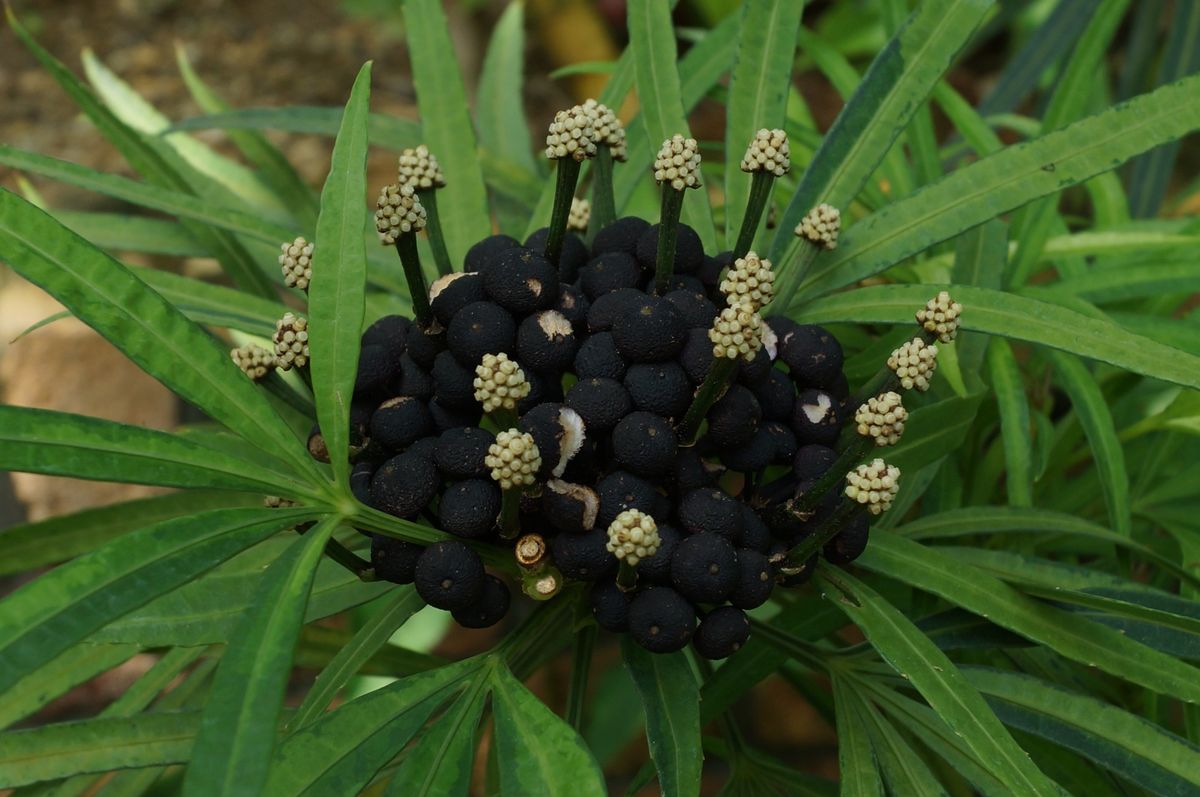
[654,188,686,295]
[772,239,824,312]
[784,499,864,568]
[394,233,432,327]
[489,407,518,432]
[418,189,454,277]
[616,560,639,592]
[565,624,597,731]
[789,435,871,515]
[499,489,521,539]
[732,172,773,261]
[323,538,377,581]
[261,370,315,418]
[544,158,582,269]
[589,148,616,242]
[677,357,738,445]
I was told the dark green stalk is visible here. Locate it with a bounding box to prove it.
[499,489,521,539]
[261,370,314,418]
[324,538,377,581]
[544,158,583,269]
[418,189,453,276]
[589,148,616,241]
[394,233,432,327]
[489,407,518,432]
[784,498,864,569]
[654,188,686,295]
[692,653,748,758]
[789,436,871,515]
[616,560,638,592]
[565,624,597,731]
[677,357,738,445]
[732,171,774,260]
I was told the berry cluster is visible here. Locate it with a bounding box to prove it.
[241,110,962,659]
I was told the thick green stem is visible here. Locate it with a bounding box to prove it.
[790,435,872,516]
[616,560,639,592]
[418,189,454,276]
[545,158,583,269]
[784,499,865,569]
[677,357,738,445]
[394,233,432,327]
[732,172,774,260]
[589,148,616,242]
[565,624,597,731]
[499,489,521,539]
[323,538,377,581]
[773,239,824,312]
[654,188,686,295]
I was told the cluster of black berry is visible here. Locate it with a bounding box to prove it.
[243,109,961,658]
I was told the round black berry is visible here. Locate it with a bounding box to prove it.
[779,324,844,389]
[824,513,870,565]
[589,580,631,632]
[565,377,632,432]
[370,451,440,518]
[793,444,838,480]
[663,289,718,329]
[446,301,516,367]
[671,532,738,604]
[764,420,798,466]
[452,574,511,629]
[438,480,501,539]
[721,426,775,473]
[677,488,742,542]
[737,346,772,385]
[792,388,844,447]
[740,506,772,554]
[517,311,578,373]
[612,297,687,363]
[596,470,660,528]
[405,326,446,371]
[628,587,696,653]
[624,361,693,419]
[550,528,617,581]
[371,534,423,584]
[581,251,642,299]
[729,549,773,609]
[672,447,721,492]
[679,328,715,385]
[354,343,399,396]
[525,227,588,283]
[362,314,411,358]
[592,216,650,259]
[483,246,560,315]
[428,398,482,432]
[464,233,520,275]
[612,411,678,478]
[707,384,761,449]
[350,460,375,504]
[574,331,627,381]
[370,397,433,450]
[391,354,435,400]
[635,223,703,274]
[434,426,494,478]
[586,288,653,333]
[692,606,750,659]
[636,522,681,585]
[543,479,600,534]
[429,272,486,327]
[414,540,485,611]
[751,369,796,422]
[555,284,590,329]
[432,350,478,410]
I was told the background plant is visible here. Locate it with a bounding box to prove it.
[1,0,1200,795]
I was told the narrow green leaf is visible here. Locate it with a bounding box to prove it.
[0,644,139,729]
[770,0,993,262]
[402,0,490,263]
[0,406,309,496]
[789,74,1200,299]
[818,566,1060,796]
[1045,351,1131,538]
[627,0,719,252]
[621,640,703,797]
[490,663,607,797]
[386,680,489,797]
[884,393,984,474]
[264,661,477,797]
[0,189,320,480]
[52,210,205,256]
[183,518,337,797]
[831,676,884,797]
[0,508,311,695]
[723,0,804,243]
[857,533,1200,702]
[5,10,275,297]
[987,338,1034,506]
[309,63,372,487]
[290,586,425,729]
[949,219,1005,380]
[167,106,422,149]
[132,265,284,336]
[476,2,535,174]
[860,702,951,797]
[0,712,199,789]
[0,490,256,576]
[1049,262,1200,304]
[965,667,1200,797]
[793,284,1200,390]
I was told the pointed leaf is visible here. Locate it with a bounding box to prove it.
[385,682,489,797]
[0,644,139,730]
[621,640,703,797]
[987,338,1034,506]
[476,2,535,174]
[831,676,885,797]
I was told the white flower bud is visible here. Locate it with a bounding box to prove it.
[272,313,310,371]
[795,203,840,250]
[739,128,789,176]
[397,145,446,190]
[582,98,627,161]
[546,105,598,162]
[278,236,314,292]
[709,304,763,361]
[887,337,939,392]
[605,509,661,566]
[845,458,900,515]
[916,290,963,343]
[654,134,702,191]
[486,429,541,490]
[374,183,426,244]
[854,391,907,447]
[231,343,274,380]
[718,251,775,312]
[474,352,531,413]
[568,197,591,232]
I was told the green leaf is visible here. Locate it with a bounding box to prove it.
[884,392,984,474]
[627,0,719,252]
[0,712,199,788]
[1045,351,1131,538]
[831,676,884,797]
[264,661,477,797]
[770,0,993,262]
[386,679,489,797]
[793,284,1200,390]
[52,210,206,256]
[965,667,1200,797]
[0,490,256,577]
[309,63,372,487]
[0,507,310,695]
[5,10,275,297]
[0,406,310,496]
[402,0,490,263]
[0,643,139,729]
[183,518,337,797]
[987,338,1034,506]
[817,566,1061,796]
[857,533,1200,703]
[167,106,422,149]
[1049,262,1200,304]
[0,189,321,480]
[723,0,804,244]
[132,265,284,336]
[860,701,950,796]
[476,2,535,175]
[788,73,1200,299]
[490,663,607,797]
[621,640,703,797]
[290,586,426,729]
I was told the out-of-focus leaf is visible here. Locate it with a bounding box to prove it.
[622,640,703,797]
[987,338,1033,506]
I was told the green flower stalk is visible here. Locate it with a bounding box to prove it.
[781,459,899,571]
[486,429,541,539]
[852,291,959,406]
[733,129,790,260]
[774,203,841,310]
[582,99,626,237]
[606,509,661,592]
[375,183,432,327]
[677,303,764,445]
[544,105,597,269]
[396,145,452,277]
[652,134,703,295]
